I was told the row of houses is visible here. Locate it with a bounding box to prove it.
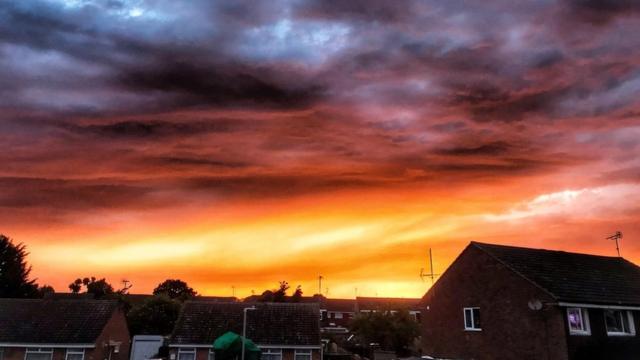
[0,295,421,360]
[3,241,640,360]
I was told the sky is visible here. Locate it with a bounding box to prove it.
[1,0,640,298]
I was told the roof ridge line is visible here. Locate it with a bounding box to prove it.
[470,241,624,259]
[471,242,558,301]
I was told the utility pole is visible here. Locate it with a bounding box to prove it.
[318,275,323,295]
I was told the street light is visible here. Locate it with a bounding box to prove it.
[241,306,257,360]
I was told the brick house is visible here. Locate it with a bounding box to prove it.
[421,242,640,360]
[355,297,422,323]
[168,302,321,360]
[321,299,356,333]
[0,299,130,360]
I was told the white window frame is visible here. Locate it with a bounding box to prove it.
[65,349,85,360]
[25,348,53,360]
[334,312,343,319]
[294,349,312,360]
[567,308,591,335]
[177,348,196,360]
[208,348,215,360]
[262,349,282,360]
[605,309,636,336]
[463,307,481,331]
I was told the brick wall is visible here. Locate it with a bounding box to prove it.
[421,245,568,360]
[91,308,131,360]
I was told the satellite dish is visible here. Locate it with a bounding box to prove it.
[528,299,543,311]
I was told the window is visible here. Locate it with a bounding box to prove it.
[177,348,196,360]
[208,349,215,360]
[605,310,635,336]
[1,348,4,360]
[334,312,343,319]
[66,350,84,360]
[262,349,282,360]
[463,307,481,331]
[25,349,53,360]
[294,350,312,360]
[567,308,590,335]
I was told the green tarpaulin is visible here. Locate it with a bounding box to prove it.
[213,331,261,360]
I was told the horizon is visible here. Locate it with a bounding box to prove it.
[1,0,640,299]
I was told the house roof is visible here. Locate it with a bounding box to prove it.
[170,302,320,346]
[472,242,640,306]
[355,297,421,311]
[324,298,356,313]
[0,299,119,345]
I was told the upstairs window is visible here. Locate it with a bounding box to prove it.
[262,349,282,360]
[25,349,53,360]
[334,312,343,319]
[294,349,312,360]
[605,309,635,336]
[567,308,590,335]
[463,307,481,331]
[66,350,84,360]
[208,349,215,360]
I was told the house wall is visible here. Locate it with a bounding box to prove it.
[565,308,640,360]
[421,245,568,360]
[171,348,322,360]
[321,312,353,328]
[91,308,131,360]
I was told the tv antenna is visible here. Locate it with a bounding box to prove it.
[420,248,440,285]
[606,231,623,257]
[120,279,132,294]
[318,275,323,295]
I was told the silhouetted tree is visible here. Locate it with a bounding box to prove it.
[272,281,289,302]
[257,281,304,302]
[127,295,182,335]
[350,310,420,355]
[153,279,197,301]
[0,234,39,298]
[291,285,303,302]
[68,277,114,299]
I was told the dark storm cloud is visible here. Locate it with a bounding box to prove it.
[566,0,640,24]
[60,119,248,139]
[447,82,570,122]
[435,141,512,157]
[294,0,421,23]
[1,0,639,219]
[0,177,154,210]
[117,61,326,109]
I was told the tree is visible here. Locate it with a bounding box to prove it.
[68,277,114,299]
[37,285,55,297]
[349,310,420,355]
[153,279,197,301]
[257,281,304,302]
[291,285,303,302]
[272,281,289,302]
[127,295,182,335]
[0,234,39,298]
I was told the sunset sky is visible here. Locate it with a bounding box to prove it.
[1,0,640,298]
